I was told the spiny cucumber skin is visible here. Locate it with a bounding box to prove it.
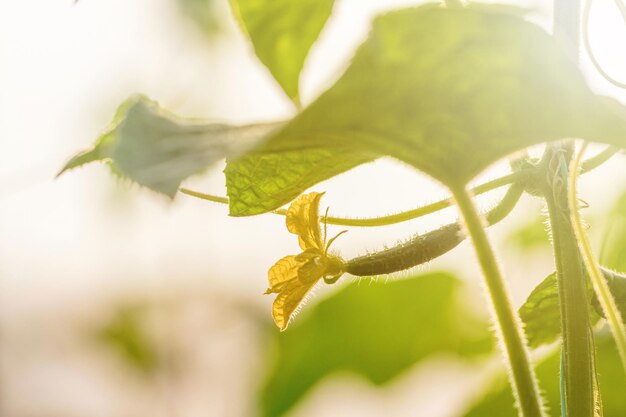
[344,183,524,277]
[345,223,463,276]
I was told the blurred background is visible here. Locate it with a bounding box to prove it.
[1,0,626,416]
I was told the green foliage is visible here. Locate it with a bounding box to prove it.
[463,332,626,417]
[62,6,626,213]
[519,269,626,349]
[515,190,626,349]
[601,191,626,272]
[590,190,626,326]
[507,217,550,250]
[595,270,626,322]
[59,96,279,198]
[226,4,626,215]
[60,2,626,416]
[225,148,376,216]
[260,272,493,417]
[519,272,600,349]
[177,0,223,35]
[519,273,563,349]
[231,0,335,103]
[97,307,159,374]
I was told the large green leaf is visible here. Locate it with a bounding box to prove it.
[59,96,280,198]
[462,332,626,417]
[227,4,626,215]
[260,272,493,417]
[224,148,376,215]
[231,0,335,103]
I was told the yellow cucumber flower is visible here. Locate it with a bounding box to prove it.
[265,192,346,330]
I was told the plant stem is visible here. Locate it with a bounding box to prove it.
[569,143,626,374]
[551,0,598,415]
[452,185,545,417]
[543,143,596,417]
[181,148,618,228]
[181,171,522,227]
[580,145,620,173]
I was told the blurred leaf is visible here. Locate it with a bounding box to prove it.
[178,0,223,36]
[227,4,626,215]
[98,307,159,374]
[260,271,494,417]
[507,217,550,250]
[594,269,626,322]
[462,332,626,417]
[601,191,626,272]
[59,95,280,198]
[231,0,335,103]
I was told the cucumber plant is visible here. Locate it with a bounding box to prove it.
[61,0,626,416]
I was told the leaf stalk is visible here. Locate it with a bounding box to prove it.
[569,143,626,375]
[543,142,596,417]
[452,185,546,417]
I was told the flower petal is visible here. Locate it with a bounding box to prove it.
[272,281,315,331]
[267,255,303,293]
[286,192,324,250]
[298,257,326,285]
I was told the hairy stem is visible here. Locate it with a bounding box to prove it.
[452,185,545,417]
[543,143,596,417]
[581,145,620,173]
[181,148,617,228]
[181,171,520,227]
[551,0,599,415]
[569,143,626,374]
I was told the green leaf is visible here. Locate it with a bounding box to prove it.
[59,95,279,198]
[225,148,376,216]
[519,273,563,349]
[231,0,335,103]
[519,269,626,349]
[97,306,159,375]
[463,332,626,417]
[260,272,493,417]
[227,4,626,214]
[594,269,626,322]
[507,218,551,251]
